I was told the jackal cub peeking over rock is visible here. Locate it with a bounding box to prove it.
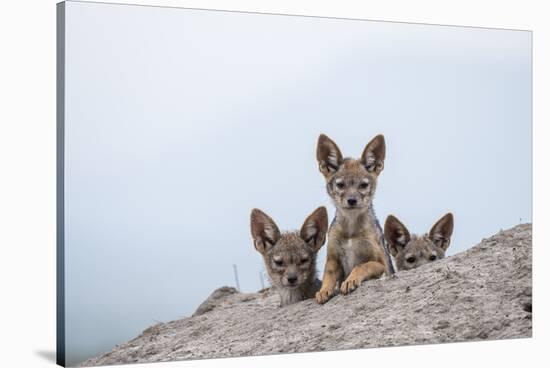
[384,213,454,271]
[315,134,393,304]
[250,207,328,306]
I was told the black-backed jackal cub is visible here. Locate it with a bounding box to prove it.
[384,213,454,271]
[315,134,393,304]
[250,206,328,306]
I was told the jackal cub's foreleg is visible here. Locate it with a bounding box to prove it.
[315,254,343,304]
[340,261,385,294]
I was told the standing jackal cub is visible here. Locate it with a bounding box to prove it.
[384,213,454,271]
[250,206,328,306]
[315,134,393,304]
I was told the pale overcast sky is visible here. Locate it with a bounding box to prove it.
[63,1,531,365]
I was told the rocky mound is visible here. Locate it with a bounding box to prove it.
[81,224,532,366]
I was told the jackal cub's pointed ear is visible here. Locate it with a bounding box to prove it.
[361,134,386,174]
[250,209,281,254]
[384,215,411,257]
[300,206,328,252]
[317,134,343,177]
[429,213,454,251]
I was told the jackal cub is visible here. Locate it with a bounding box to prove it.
[384,213,454,271]
[315,134,393,304]
[250,206,328,306]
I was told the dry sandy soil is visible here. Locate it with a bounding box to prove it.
[81,224,532,366]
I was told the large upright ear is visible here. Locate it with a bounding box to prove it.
[384,215,410,257]
[429,213,454,251]
[300,206,328,252]
[250,209,281,254]
[361,134,386,174]
[316,134,343,177]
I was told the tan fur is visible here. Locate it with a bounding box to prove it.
[384,213,454,271]
[315,134,392,304]
[250,207,328,306]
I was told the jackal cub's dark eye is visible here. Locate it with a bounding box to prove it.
[274,259,284,267]
[406,256,416,263]
[335,181,345,189]
[299,257,309,265]
[359,182,369,189]
[429,255,437,261]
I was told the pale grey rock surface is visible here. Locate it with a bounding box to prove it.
[81,224,532,367]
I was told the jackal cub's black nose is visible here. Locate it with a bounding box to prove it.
[287,275,298,284]
[347,198,358,206]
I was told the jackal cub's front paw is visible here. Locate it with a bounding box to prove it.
[316,286,336,304]
[340,275,362,295]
